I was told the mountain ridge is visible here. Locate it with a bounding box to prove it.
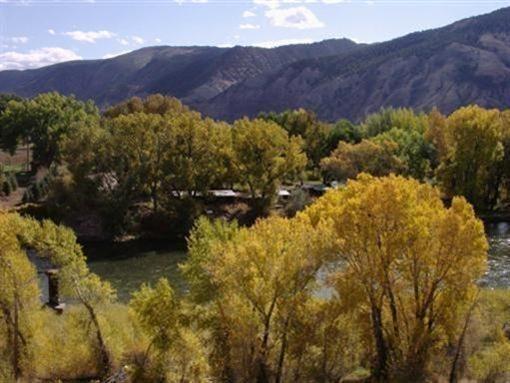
[202,6,510,121]
[0,39,360,109]
[1,7,510,121]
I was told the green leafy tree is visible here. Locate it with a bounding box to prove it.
[0,92,99,169]
[361,107,429,138]
[321,139,403,182]
[231,118,306,213]
[437,105,505,211]
[372,127,434,180]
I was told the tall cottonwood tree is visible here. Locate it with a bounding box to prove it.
[0,92,99,169]
[231,118,306,213]
[320,139,403,182]
[303,174,488,381]
[0,212,116,380]
[0,213,40,381]
[183,216,342,382]
[437,106,505,211]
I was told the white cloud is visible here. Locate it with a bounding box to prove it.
[217,43,234,48]
[118,38,129,46]
[252,37,313,48]
[48,29,56,35]
[10,36,28,44]
[155,38,162,43]
[132,36,144,44]
[265,6,324,29]
[64,30,115,43]
[102,50,130,59]
[243,10,256,17]
[322,0,345,3]
[0,47,82,70]
[239,23,261,30]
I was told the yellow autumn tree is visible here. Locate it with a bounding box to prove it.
[0,211,118,381]
[129,278,210,382]
[0,212,40,381]
[183,215,361,382]
[303,174,488,382]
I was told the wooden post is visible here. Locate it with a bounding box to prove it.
[45,269,65,313]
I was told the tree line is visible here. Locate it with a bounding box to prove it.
[0,93,306,236]
[2,92,510,237]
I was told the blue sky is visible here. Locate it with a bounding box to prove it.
[1,0,509,70]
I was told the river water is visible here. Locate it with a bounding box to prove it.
[84,222,510,302]
[86,240,188,302]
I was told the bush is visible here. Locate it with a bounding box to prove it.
[284,188,311,217]
[2,180,12,196]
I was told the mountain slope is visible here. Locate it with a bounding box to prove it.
[2,7,510,121]
[0,39,359,108]
[202,7,510,121]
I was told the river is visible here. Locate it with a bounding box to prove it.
[84,222,510,302]
[86,240,188,302]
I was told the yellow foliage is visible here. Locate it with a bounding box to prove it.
[302,174,488,380]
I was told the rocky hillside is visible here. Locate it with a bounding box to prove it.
[0,39,359,108]
[204,7,510,121]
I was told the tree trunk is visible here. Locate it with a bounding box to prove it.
[83,300,111,377]
[13,298,22,381]
[449,296,478,383]
[275,319,290,383]
[371,305,389,382]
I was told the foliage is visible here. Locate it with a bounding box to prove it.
[371,127,434,180]
[0,211,118,381]
[437,105,506,211]
[181,215,350,382]
[231,118,306,213]
[467,289,510,382]
[129,278,210,382]
[0,212,40,381]
[303,174,488,381]
[284,188,311,217]
[361,107,430,138]
[321,139,403,182]
[0,92,99,169]
[259,108,357,170]
[104,94,189,118]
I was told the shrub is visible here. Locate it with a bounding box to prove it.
[284,188,311,217]
[2,180,12,196]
